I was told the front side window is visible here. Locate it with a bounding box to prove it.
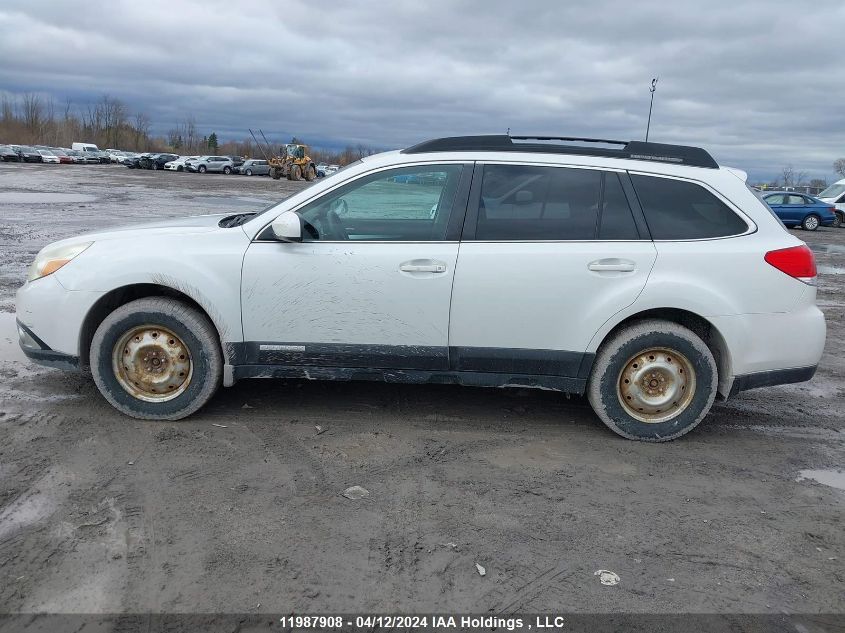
[631,174,748,240]
[473,164,639,240]
[297,165,463,241]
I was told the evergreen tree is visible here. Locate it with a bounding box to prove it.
[208,132,218,152]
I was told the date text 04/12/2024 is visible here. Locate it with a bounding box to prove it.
[277,615,569,630]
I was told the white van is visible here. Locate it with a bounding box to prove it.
[818,178,845,226]
[72,142,100,153]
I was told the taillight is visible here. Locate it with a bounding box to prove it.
[765,245,817,284]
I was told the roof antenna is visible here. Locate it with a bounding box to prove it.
[645,77,658,142]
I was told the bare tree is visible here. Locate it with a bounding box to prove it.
[133,112,151,150]
[834,158,845,178]
[21,93,44,137]
[779,165,808,188]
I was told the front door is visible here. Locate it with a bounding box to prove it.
[449,163,657,377]
[240,163,470,370]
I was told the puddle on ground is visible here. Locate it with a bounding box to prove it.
[0,192,97,204]
[817,265,845,275]
[797,469,845,492]
[808,243,845,255]
[0,311,29,364]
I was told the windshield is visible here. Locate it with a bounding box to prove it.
[251,159,364,220]
[818,183,845,199]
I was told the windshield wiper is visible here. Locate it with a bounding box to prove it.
[218,212,257,228]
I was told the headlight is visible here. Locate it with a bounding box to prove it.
[27,242,93,282]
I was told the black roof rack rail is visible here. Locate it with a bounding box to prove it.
[401,134,719,169]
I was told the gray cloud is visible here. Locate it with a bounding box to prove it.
[1,0,843,180]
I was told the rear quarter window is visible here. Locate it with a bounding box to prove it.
[630,174,748,240]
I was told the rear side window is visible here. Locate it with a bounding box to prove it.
[631,175,748,240]
[474,165,639,240]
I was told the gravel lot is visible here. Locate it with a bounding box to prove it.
[0,165,843,621]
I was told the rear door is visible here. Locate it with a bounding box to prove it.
[449,163,656,377]
[784,194,808,224]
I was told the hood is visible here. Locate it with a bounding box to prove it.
[48,213,231,247]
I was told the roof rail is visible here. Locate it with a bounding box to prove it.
[402,134,719,169]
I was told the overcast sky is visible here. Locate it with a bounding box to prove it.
[1,0,843,180]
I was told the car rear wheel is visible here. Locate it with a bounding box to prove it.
[833,211,844,229]
[587,319,717,442]
[802,214,820,231]
[223,166,232,174]
[90,298,222,420]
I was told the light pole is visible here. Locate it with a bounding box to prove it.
[645,77,658,142]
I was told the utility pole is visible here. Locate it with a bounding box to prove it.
[645,77,658,142]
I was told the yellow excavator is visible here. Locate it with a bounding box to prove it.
[250,129,317,181]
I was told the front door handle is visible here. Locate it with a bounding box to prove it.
[588,258,636,272]
[399,260,447,273]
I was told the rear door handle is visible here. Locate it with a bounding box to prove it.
[588,259,636,272]
[399,260,447,273]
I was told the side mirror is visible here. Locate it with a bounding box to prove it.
[271,211,303,242]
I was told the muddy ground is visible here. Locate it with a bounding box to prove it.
[0,164,843,624]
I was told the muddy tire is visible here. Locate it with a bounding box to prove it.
[304,165,317,181]
[289,164,302,181]
[90,298,223,420]
[587,319,717,442]
[271,168,281,180]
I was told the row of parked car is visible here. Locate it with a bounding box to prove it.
[0,143,112,164]
[0,142,345,178]
[123,152,341,177]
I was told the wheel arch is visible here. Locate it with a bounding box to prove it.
[79,283,223,369]
[591,307,733,399]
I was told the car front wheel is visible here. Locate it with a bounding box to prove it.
[587,319,717,442]
[90,298,222,420]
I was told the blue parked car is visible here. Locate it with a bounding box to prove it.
[761,191,838,231]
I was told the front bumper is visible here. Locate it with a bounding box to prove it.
[16,319,79,370]
[16,274,106,367]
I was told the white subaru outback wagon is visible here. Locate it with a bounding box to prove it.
[16,135,826,441]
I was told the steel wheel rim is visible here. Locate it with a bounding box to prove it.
[112,325,193,402]
[806,216,819,229]
[617,347,696,423]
